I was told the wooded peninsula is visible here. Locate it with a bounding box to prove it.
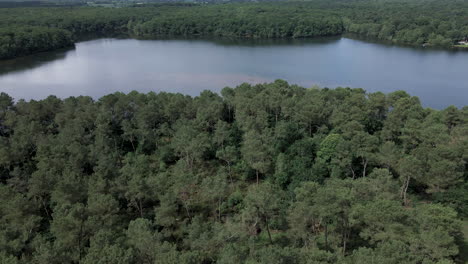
[0,81,467,263]
[1,0,468,59]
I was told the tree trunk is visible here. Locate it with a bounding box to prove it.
[400,176,410,206]
[78,218,84,261]
[324,224,328,250]
[227,161,233,184]
[265,215,273,244]
[342,222,350,256]
[183,201,192,220]
[218,199,222,221]
[138,199,143,217]
[41,197,51,220]
[130,137,136,152]
[362,159,368,177]
[256,170,259,185]
[350,166,356,179]
[343,239,347,256]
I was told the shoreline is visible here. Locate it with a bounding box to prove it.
[2,33,468,62]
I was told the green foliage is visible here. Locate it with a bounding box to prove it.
[317,133,342,162]
[433,182,468,217]
[0,82,466,263]
[0,26,73,60]
[2,0,468,59]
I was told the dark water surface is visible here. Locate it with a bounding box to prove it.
[0,37,467,108]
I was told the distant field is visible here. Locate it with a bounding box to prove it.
[0,0,83,8]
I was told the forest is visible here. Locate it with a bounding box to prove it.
[1,0,468,59]
[0,80,467,263]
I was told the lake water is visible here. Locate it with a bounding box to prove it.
[0,37,467,109]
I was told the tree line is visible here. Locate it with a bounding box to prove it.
[1,0,468,59]
[0,26,73,60]
[0,80,466,263]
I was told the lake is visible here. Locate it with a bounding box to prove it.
[0,37,467,109]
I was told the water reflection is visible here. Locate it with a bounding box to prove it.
[208,36,341,47]
[0,46,75,76]
[344,33,468,53]
[133,35,342,47]
[0,37,466,109]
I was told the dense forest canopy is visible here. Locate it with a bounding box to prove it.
[1,0,468,59]
[0,81,467,263]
